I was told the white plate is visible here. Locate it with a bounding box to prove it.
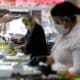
[0,64,14,77]
[4,55,30,62]
[19,65,41,75]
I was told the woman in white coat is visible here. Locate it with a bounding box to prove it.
[47,1,80,74]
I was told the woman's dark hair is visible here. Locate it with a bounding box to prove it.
[51,1,80,17]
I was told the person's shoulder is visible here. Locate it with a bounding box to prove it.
[34,23,43,31]
[35,23,42,28]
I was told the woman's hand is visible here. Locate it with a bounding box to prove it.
[19,44,26,50]
[11,38,24,44]
[3,33,12,41]
[46,55,54,65]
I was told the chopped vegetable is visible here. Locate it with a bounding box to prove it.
[0,41,17,55]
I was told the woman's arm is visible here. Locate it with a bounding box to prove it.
[11,36,25,44]
[69,48,80,74]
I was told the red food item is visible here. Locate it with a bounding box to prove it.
[66,72,76,78]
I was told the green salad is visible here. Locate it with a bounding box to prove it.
[0,41,17,55]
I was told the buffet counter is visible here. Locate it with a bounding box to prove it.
[0,54,59,80]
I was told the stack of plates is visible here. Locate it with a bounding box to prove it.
[19,65,41,75]
[0,62,14,77]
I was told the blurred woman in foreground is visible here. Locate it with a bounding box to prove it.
[47,1,80,74]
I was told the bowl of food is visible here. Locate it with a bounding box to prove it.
[0,41,17,56]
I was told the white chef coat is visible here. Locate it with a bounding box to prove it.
[51,22,80,73]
